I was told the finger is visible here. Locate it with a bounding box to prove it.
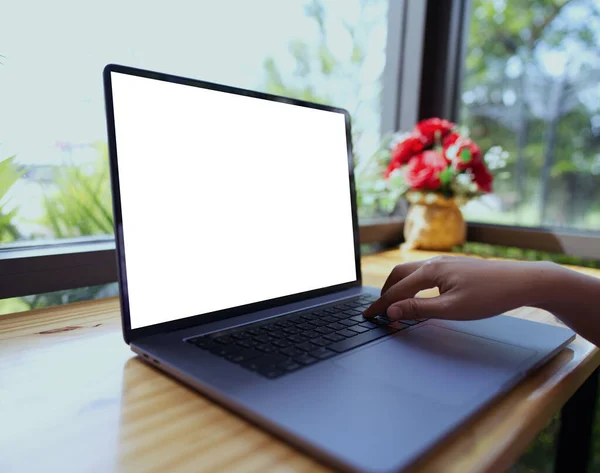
[364,267,435,318]
[380,261,426,295]
[387,295,453,321]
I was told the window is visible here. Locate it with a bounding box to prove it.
[1,0,404,308]
[0,0,390,249]
[459,0,600,231]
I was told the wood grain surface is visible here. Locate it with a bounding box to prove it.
[1,249,599,473]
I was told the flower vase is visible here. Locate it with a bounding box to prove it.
[402,192,466,251]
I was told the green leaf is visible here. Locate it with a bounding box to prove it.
[439,166,454,186]
[460,148,472,163]
[0,156,25,200]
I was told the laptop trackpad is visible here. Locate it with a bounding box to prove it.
[333,324,537,407]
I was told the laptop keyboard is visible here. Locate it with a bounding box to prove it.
[186,295,426,379]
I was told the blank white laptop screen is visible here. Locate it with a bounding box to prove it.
[110,72,357,329]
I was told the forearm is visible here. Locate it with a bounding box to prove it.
[533,262,600,346]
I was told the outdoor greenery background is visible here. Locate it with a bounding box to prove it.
[1,1,600,471]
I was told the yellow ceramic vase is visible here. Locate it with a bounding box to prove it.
[402,192,466,251]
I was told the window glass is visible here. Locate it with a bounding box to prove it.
[0,0,389,246]
[460,0,600,230]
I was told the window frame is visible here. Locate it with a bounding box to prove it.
[3,0,600,301]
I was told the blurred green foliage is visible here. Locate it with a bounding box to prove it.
[0,283,119,316]
[462,0,600,229]
[38,142,113,238]
[0,156,25,243]
[455,242,600,269]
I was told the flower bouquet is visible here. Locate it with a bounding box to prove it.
[383,118,504,251]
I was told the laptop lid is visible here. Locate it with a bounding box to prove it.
[103,64,362,343]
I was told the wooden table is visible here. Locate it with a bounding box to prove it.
[2,249,599,473]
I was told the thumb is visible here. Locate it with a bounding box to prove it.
[387,296,449,321]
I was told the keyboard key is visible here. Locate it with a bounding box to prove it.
[350,315,368,323]
[322,316,339,323]
[312,310,327,316]
[328,327,397,353]
[226,349,262,363]
[339,319,358,327]
[323,333,345,342]
[280,347,303,357]
[261,354,288,365]
[344,309,363,316]
[330,312,349,320]
[310,348,336,360]
[256,344,276,353]
[297,342,318,352]
[288,334,308,344]
[295,354,318,366]
[322,308,338,315]
[279,360,302,372]
[232,332,250,340]
[345,302,363,309]
[312,320,329,327]
[241,354,286,372]
[275,320,294,328]
[359,321,379,329]
[273,339,292,348]
[241,360,262,371]
[226,353,246,363]
[283,327,300,335]
[302,330,321,339]
[398,320,421,326]
[208,345,229,356]
[269,330,286,339]
[236,339,257,349]
[311,337,332,347]
[298,322,317,331]
[253,335,271,344]
[315,326,334,335]
[333,305,347,310]
[288,316,305,325]
[262,324,280,333]
[214,335,235,344]
[327,322,346,331]
[373,315,393,325]
[301,313,318,321]
[337,329,357,338]
[349,325,369,334]
[247,328,262,336]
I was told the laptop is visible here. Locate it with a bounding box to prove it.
[103,64,575,473]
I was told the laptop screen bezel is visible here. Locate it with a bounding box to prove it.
[103,63,363,344]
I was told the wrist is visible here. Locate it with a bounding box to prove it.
[527,261,572,312]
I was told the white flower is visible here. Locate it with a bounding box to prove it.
[425,193,437,205]
[484,146,509,170]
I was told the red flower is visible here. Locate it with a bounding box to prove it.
[442,132,460,148]
[404,150,448,190]
[385,133,425,178]
[471,161,493,193]
[444,135,482,171]
[415,118,455,146]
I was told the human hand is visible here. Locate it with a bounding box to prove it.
[363,256,557,322]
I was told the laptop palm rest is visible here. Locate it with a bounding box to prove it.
[333,324,538,407]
